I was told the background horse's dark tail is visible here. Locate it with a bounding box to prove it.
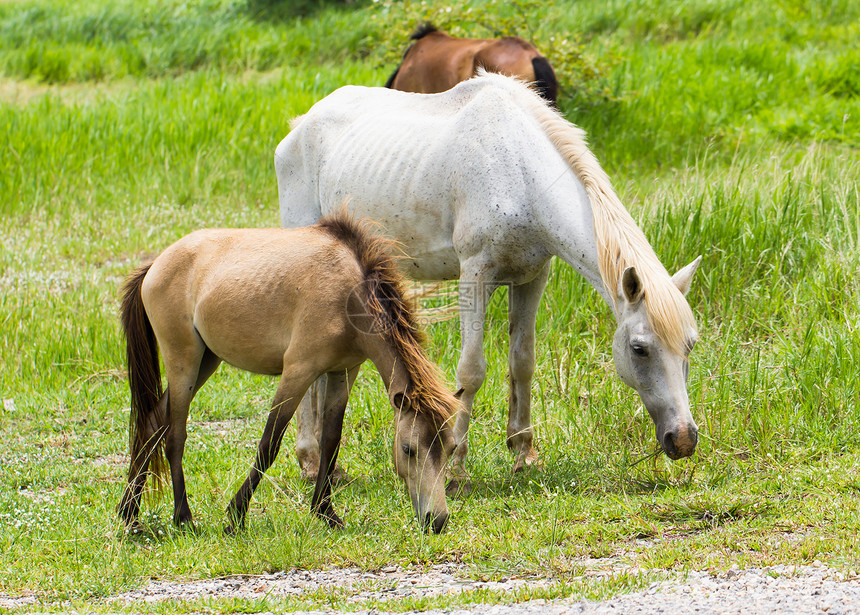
[531,56,559,105]
[120,264,168,482]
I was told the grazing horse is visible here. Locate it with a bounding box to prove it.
[386,23,558,105]
[275,72,701,488]
[117,214,459,534]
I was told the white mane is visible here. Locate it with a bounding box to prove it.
[471,71,697,353]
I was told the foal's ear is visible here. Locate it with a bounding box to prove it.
[392,391,413,412]
[620,266,644,305]
[454,387,465,400]
[672,256,702,296]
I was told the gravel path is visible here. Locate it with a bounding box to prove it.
[3,563,859,613]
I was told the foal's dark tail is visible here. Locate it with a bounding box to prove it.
[121,264,168,482]
[531,56,559,106]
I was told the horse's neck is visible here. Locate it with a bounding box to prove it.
[363,334,412,400]
[537,172,616,312]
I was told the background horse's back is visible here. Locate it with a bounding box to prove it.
[386,24,558,104]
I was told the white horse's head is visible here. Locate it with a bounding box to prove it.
[611,257,702,459]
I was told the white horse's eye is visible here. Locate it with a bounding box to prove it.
[631,343,649,357]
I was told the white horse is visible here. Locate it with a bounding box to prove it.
[276,72,701,486]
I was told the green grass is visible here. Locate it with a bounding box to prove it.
[1,0,859,611]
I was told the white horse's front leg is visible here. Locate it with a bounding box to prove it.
[295,376,325,481]
[507,263,550,472]
[450,268,497,492]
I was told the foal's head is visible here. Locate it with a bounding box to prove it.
[391,390,456,534]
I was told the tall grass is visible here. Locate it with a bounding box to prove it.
[0,0,376,82]
[0,0,858,609]
[2,0,858,167]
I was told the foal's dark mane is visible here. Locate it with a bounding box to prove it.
[316,214,456,427]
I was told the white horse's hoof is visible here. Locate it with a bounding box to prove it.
[512,447,541,473]
[302,464,349,486]
[446,476,472,497]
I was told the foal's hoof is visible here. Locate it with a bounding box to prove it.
[224,509,246,536]
[512,447,541,473]
[321,512,345,530]
[124,519,145,535]
[173,517,198,534]
[300,461,320,483]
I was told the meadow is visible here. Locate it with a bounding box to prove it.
[0,0,858,611]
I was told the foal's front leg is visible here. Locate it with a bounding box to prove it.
[226,368,314,533]
[310,368,356,529]
[296,375,350,484]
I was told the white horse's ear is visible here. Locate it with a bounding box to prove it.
[620,266,644,304]
[672,256,702,296]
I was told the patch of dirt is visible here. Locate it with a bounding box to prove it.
[191,419,249,438]
[109,564,551,606]
[4,564,860,613]
[89,453,128,468]
[17,486,67,504]
[0,592,37,610]
[0,77,136,106]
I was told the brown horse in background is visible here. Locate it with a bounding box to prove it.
[117,213,460,534]
[385,23,558,105]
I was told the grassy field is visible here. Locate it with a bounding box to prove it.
[1,0,858,611]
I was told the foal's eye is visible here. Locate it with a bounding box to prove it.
[631,343,649,357]
[401,443,416,458]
